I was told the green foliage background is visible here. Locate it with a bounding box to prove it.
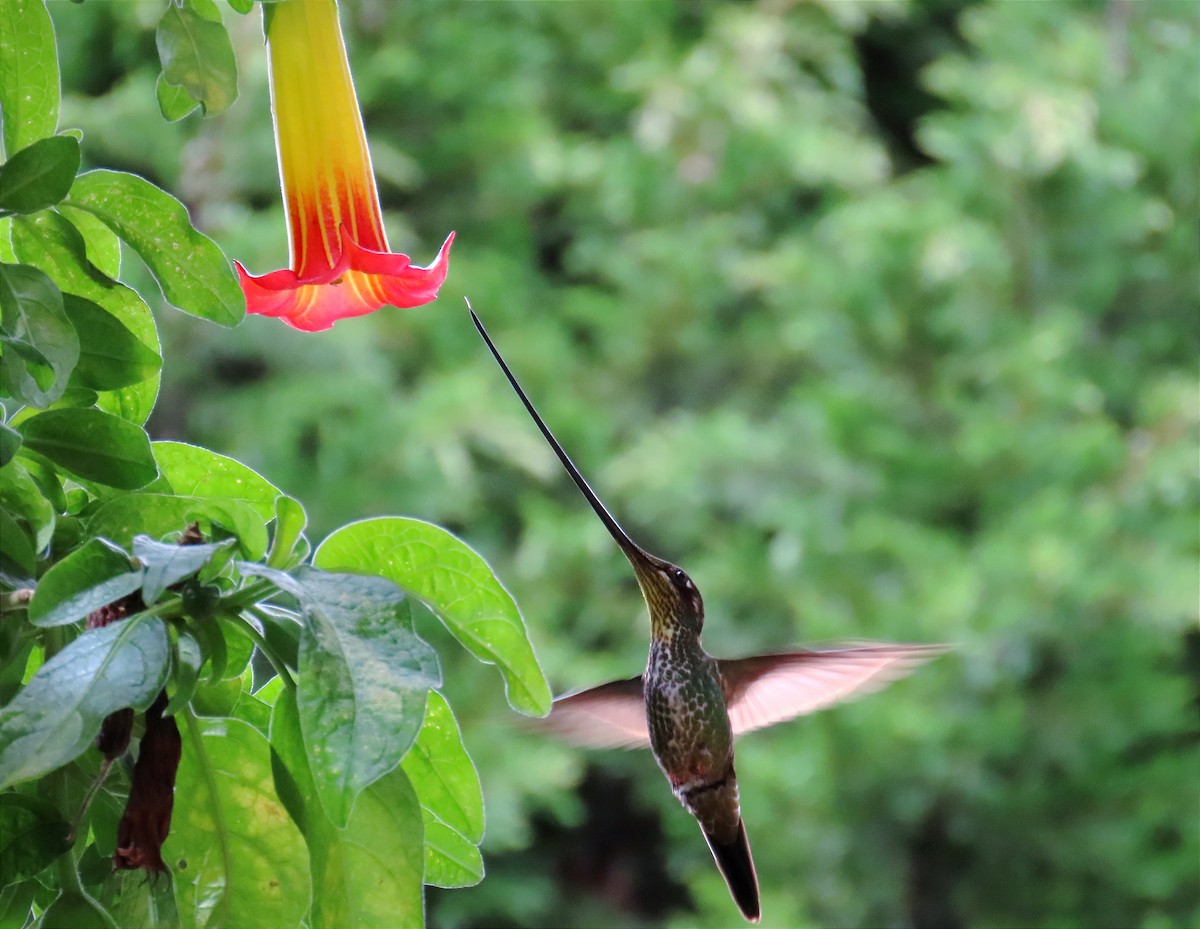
[43,0,1200,927]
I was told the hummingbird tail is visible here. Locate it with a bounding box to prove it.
[703,819,761,923]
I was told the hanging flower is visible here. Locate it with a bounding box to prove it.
[236,0,453,332]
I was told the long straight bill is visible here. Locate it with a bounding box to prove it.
[468,301,647,560]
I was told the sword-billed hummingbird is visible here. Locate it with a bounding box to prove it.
[470,305,943,923]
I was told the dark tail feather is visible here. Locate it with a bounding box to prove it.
[703,819,760,923]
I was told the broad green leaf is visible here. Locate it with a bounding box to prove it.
[315,517,552,716]
[0,504,36,576]
[266,495,307,569]
[154,441,280,520]
[66,170,245,326]
[156,71,199,122]
[9,212,159,423]
[0,793,71,884]
[226,0,253,14]
[293,568,440,826]
[0,262,78,407]
[270,691,425,929]
[0,614,169,789]
[0,135,78,214]
[166,714,310,929]
[0,0,60,155]
[156,0,238,118]
[401,690,485,888]
[133,534,234,604]
[87,493,268,561]
[62,295,161,391]
[27,538,142,628]
[0,459,53,550]
[57,204,121,279]
[0,419,19,464]
[18,408,156,489]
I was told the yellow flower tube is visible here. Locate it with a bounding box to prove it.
[236,0,453,331]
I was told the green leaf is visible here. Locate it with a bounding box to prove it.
[18,408,156,489]
[315,517,552,717]
[0,614,169,789]
[156,0,238,118]
[57,204,121,279]
[66,170,245,326]
[9,211,159,424]
[401,690,485,888]
[0,135,78,215]
[0,419,19,464]
[0,504,36,576]
[133,534,234,604]
[27,538,142,628]
[0,458,54,550]
[62,295,161,391]
[166,714,310,929]
[270,691,425,929]
[86,493,268,561]
[0,793,71,885]
[0,261,78,407]
[0,0,60,155]
[267,495,307,569]
[154,441,281,520]
[226,0,253,14]
[155,71,199,123]
[292,568,440,826]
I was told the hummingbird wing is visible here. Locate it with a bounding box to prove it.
[538,676,649,749]
[719,643,945,736]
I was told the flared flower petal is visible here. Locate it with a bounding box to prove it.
[238,0,453,330]
[236,231,454,332]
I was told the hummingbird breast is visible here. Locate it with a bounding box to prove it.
[645,640,742,844]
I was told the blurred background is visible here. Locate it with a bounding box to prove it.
[50,0,1197,926]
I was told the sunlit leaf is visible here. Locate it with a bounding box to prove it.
[166,715,310,929]
[18,408,156,489]
[86,493,268,561]
[66,170,245,326]
[314,517,551,716]
[401,690,485,888]
[0,0,59,154]
[270,691,425,929]
[154,441,280,520]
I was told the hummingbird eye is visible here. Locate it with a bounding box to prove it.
[669,567,693,590]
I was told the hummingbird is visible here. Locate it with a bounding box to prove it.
[470,304,943,923]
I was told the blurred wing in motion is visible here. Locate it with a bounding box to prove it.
[538,676,650,749]
[719,644,946,737]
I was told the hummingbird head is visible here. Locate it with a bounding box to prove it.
[627,551,705,640]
